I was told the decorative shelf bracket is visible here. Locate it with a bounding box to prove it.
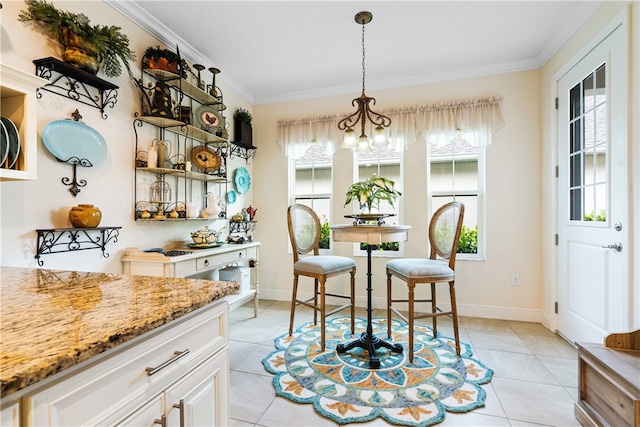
[33,57,119,119]
[35,227,122,266]
[229,142,257,165]
[229,221,256,235]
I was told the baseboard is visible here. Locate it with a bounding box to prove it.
[258,289,543,323]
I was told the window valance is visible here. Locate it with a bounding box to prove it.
[277,96,504,159]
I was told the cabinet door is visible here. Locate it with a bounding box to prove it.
[165,349,229,427]
[115,394,164,427]
[0,400,20,427]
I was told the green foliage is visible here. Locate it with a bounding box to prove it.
[319,216,330,249]
[344,175,401,213]
[584,209,606,222]
[18,0,135,78]
[233,107,253,124]
[142,45,189,78]
[457,225,478,254]
[359,242,399,251]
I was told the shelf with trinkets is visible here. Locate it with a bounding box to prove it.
[133,54,231,223]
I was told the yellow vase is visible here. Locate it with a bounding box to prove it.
[69,204,102,228]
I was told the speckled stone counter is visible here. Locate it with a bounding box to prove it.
[0,267,238,398]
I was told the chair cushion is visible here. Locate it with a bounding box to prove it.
[295,255,355,275]
[387,258,454,280]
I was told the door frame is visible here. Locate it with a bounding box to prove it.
[549,6,631,334]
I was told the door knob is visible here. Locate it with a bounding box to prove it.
[602,242,622,252]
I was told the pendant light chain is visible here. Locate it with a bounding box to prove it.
[361,22,366,95]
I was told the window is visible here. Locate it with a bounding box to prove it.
[355,145,403,255]
[429,134,484,259]
[290,144,332,249]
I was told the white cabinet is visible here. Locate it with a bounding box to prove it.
[164,349,229,427]
[122,242,260,315]
[0,400,20,427]
[19,301,229,427]
[0,64,47,181]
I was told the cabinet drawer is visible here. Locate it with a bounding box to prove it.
[24,302,228,427]
[196,249,247,271]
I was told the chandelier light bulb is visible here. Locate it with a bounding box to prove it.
[342,129,357,148]
[356,135,372,153]
[371,125,388,147]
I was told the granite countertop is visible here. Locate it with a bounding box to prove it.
[0,267,238,398]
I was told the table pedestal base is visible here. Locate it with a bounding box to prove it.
[336,332,403,368]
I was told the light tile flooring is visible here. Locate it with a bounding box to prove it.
[228,300,581,427]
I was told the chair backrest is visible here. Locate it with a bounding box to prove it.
[287,204,321,263]
[429,201,465,269]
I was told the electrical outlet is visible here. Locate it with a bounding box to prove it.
[511,274,520,286]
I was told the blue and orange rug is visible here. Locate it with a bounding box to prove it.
[262,316,493,426]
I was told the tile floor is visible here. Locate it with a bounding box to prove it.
[228,300,581,427]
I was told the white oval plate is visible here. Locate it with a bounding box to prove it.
[42,120,107,166]
[1,117,20,169]
[0,119,9,168]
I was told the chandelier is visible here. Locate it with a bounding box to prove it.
[338,11,391,152]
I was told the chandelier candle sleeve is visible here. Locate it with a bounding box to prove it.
[338,11,391,151]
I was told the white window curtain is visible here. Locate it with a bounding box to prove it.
[277,96,504,158]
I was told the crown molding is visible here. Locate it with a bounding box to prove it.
[105,0,255,105]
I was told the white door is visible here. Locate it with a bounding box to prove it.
[557,19,629,344]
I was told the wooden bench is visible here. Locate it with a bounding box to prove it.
[575,329,640,426]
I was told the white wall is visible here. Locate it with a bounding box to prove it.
[252,70,545,321]
[0,1,254,273]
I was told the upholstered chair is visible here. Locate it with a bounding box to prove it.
[386,201,465,362]
[287,204,356,350]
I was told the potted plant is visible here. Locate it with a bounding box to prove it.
[344,175,402,214]
[18,0,135,78]
[142,45,189,79]
[233,107,253,147]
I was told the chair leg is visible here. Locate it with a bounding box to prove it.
[289,275,299,336]
[320,278,326,351]
[431,282,437,337]
[386,272,392,338]
[449,281,461,356]
[313,279,319,326]
[408,281,415,364]
[350,269,355,335]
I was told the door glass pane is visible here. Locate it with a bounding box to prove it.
[567,64,607,222]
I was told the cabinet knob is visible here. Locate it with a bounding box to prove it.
[238,252,244,258]
[204,259,209,266]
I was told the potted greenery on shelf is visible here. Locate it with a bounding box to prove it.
[142,45,189,79]
[233,107,253,147]
[18,0,135,78]
[344,175,401,214]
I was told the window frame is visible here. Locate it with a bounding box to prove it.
[427,137,486,261]
[352,147,405,258]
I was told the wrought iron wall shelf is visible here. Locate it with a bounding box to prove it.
[229,141,257,164]
[229,221,256,235]
[33,57,119,119]
[35,226,122,266]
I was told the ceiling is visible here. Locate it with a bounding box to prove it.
[109,1,602,105]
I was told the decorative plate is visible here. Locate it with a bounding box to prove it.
[1,117,20,169]
[234,167,251,194]
[186,242,224,249]
[42,120,106,166]
[190,145,221,173]
[227,190,237,204]
[0,119,9,167]
[194,105,222,133]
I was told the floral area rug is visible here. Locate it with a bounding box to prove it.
[262,316,493,427]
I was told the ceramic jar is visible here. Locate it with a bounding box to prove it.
[69,204,102,228]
